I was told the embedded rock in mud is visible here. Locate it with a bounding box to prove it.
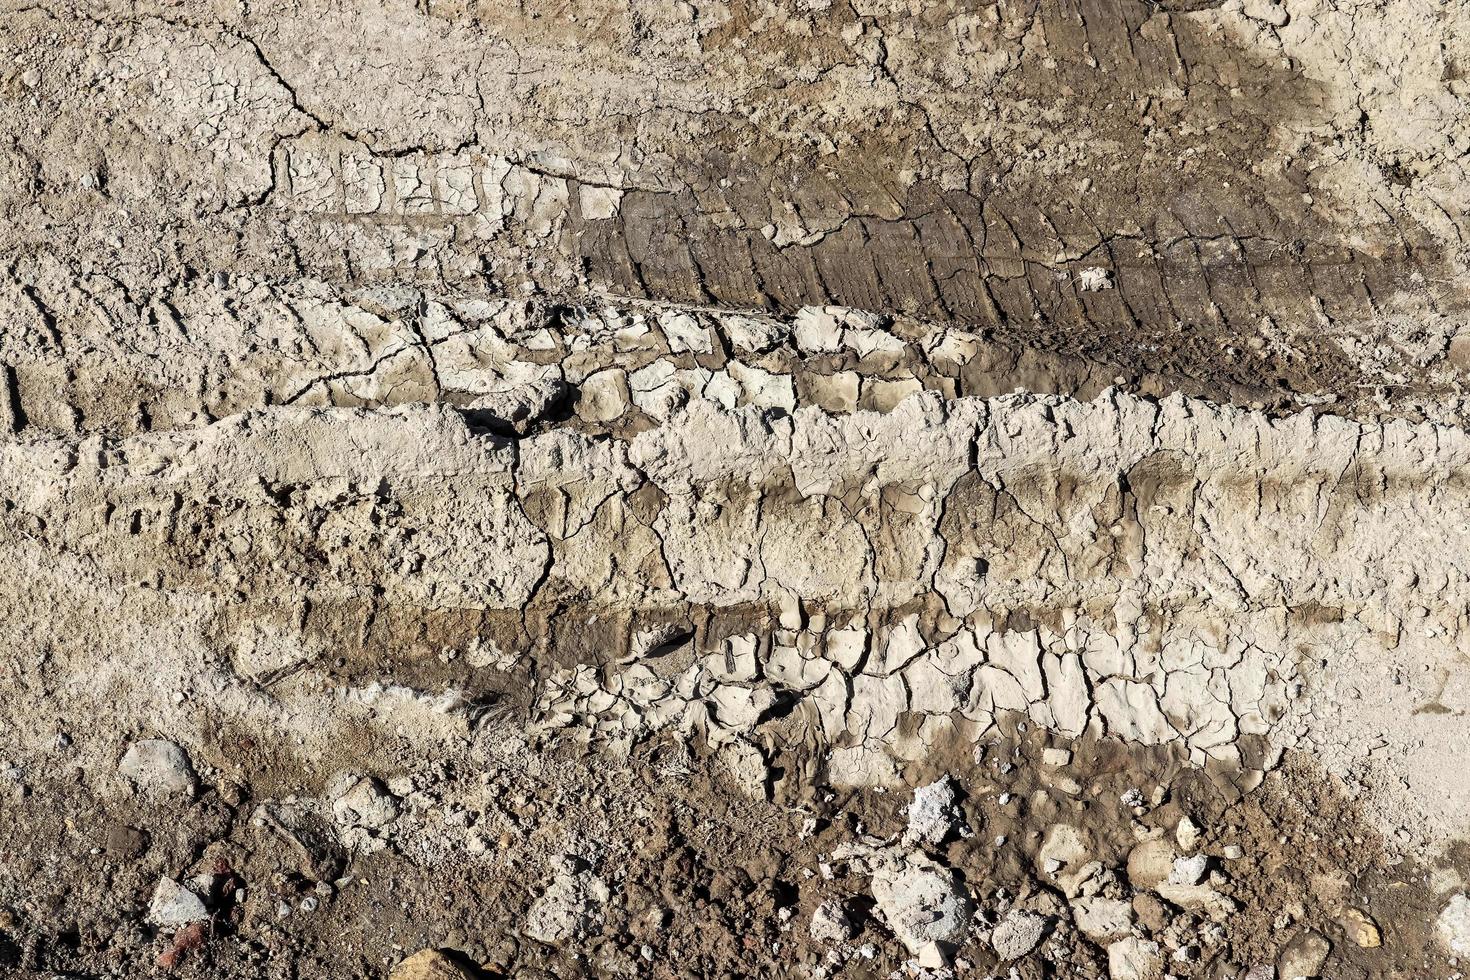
[1,0,1469,978]
[870,852,974,956]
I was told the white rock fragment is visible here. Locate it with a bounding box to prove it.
[824,627,866,671]
[870,852,973,954]
[703,370,740,409]
[844,324,906,358]
[1077,267,1114,291]
[707,684,774,731]
[727,361,795,411]
[1108,936,1164,980]
[1277,929,1331,978]
[916,940,949,969]
[330,775,401,829]
[791,306,884,354]
[809,899,854,943]
[905,776,961,845]
[525,857,610,944]
[766,645,830,691]
[707,633,759,683]
[147,877,208,927]
[1041,747,1072,767]
[628,361,688,418]
[465,365,568,431]
[1169,853,1209,886]
[1175,816,1201,851]
[1072,897,1134,943]
[1437,894,1470,954]
[119,740,196,795]
[991,909,1046,960]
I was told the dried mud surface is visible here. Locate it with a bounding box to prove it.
[3,1,1470,978]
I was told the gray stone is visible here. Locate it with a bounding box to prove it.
[147,876,208,927]
[991,909,1047,960]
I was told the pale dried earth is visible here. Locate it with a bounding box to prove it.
[3,0,1470,978]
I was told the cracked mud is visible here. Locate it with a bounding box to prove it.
[3,1,1470,979]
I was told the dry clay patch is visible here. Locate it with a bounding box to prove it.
[3,389,1470,853]
[7,279,1470,443]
